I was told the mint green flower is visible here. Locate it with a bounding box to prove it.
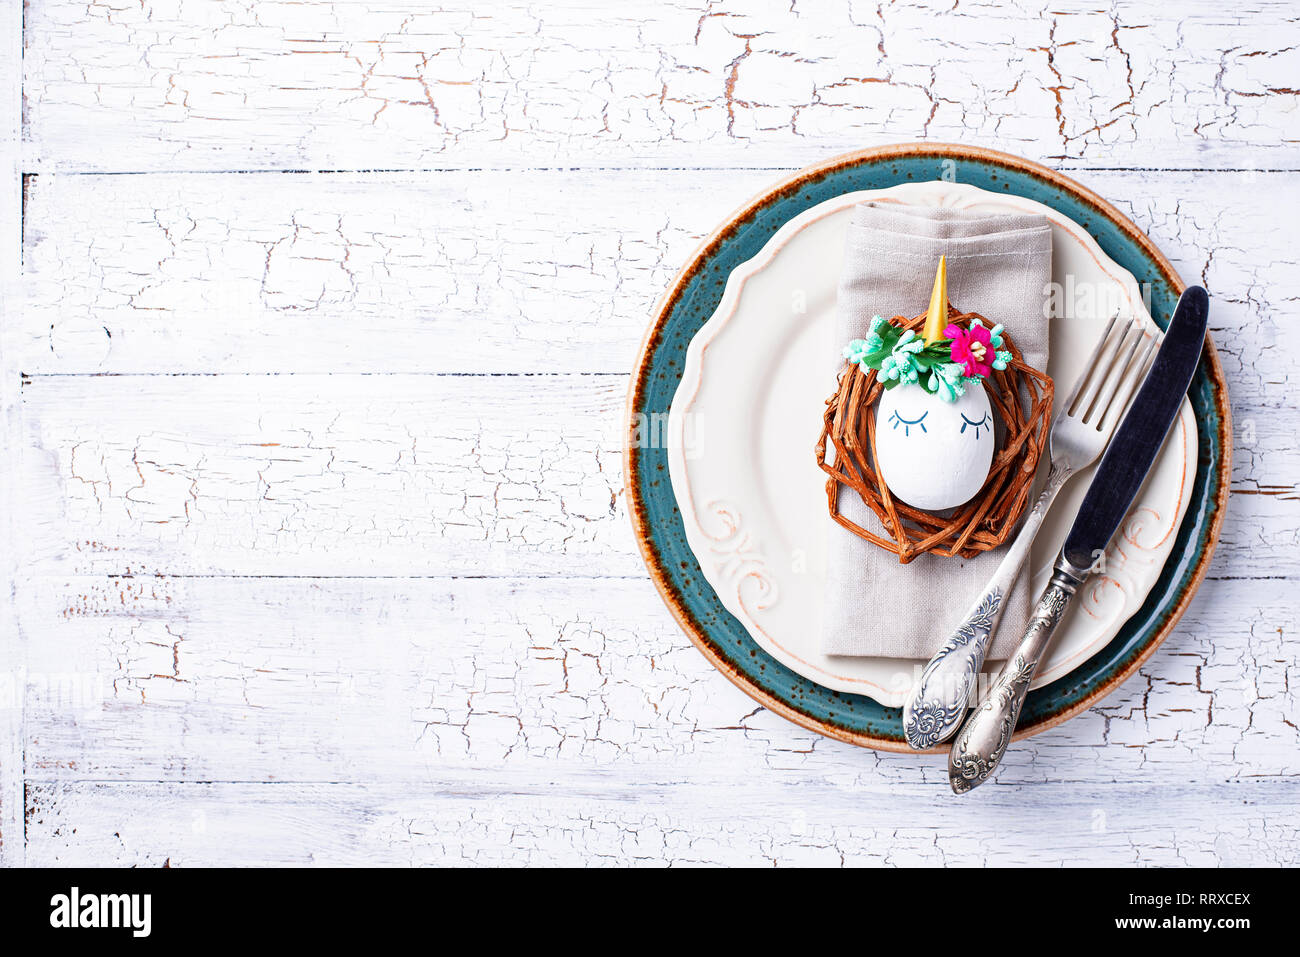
[843,338,871,365]
[927,362,968,402]
[861,315,890,355]
[879,353,909,382]
[843,316,895,368]
[992,348,1012,371]
[880,330,925,384]
[894,329,922,353]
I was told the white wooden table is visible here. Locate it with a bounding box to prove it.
[1,0,1296,866]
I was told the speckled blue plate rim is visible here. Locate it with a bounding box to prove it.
[624,143,1231,753]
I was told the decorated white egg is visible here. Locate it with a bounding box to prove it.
[874,382,994,511]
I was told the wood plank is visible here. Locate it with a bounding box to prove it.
[18,168,738,375]
[15,170,1294,419]
[22,0,1300,173]
[17,370,1296,581]
[16,574,1299,785]
[20,373,634,578]
[24,779,1300,866]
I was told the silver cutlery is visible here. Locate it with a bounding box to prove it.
[948,286,1209,793]
[903,313,1158,750]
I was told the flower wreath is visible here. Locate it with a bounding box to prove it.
[842,314,1013,402]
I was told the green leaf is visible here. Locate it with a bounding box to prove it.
[915,352,951,370]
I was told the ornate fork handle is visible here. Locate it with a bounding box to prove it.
[947,554,1089,793]
[903,464,1071,749]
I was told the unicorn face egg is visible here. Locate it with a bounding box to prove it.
[874,383,994,511]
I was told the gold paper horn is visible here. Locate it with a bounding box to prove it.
[922,255,948,345]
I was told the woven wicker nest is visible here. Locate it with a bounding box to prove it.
[815,305,1053,564]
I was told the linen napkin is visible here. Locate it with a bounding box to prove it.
[823,201,1053,660]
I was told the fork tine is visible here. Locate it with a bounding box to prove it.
[1062,313,1122,415]
[1067,313,1128,418]
[1097,329,1159,434]
[1083,319,1146,426]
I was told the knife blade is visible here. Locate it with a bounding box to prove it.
[1061,285,1209,570]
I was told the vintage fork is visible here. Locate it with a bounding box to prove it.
[902,314,1158,750]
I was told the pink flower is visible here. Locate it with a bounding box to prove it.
[945,322,994,379]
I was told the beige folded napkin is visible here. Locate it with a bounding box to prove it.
[823,201,1053,660]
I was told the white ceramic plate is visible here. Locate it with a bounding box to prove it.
[667,181,1197,707]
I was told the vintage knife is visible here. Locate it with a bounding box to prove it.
[948,286,1209,794]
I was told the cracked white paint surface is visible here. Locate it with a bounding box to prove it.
[20,0,1300,171]
[1,1,1298,866]
[20,171,701,374]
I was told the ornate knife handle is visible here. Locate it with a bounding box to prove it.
[903,466,1070,750]
[947,553,1089,794]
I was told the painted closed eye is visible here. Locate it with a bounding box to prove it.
[888,409,928,437]
[960,411,990,440]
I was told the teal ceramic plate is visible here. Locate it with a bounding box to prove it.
[625,144,1231,751]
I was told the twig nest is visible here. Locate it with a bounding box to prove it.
[815,305,1053,564]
